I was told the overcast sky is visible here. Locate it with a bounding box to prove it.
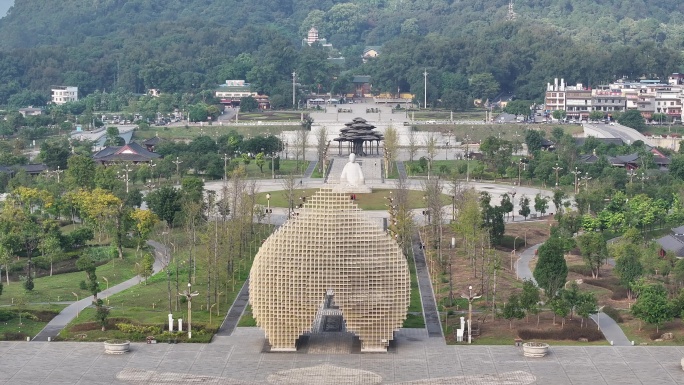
[0,0,13,17]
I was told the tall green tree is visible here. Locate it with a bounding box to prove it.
[549,290,570,327]
[239,96,258,112]
[518,195,531,220]
[65,155,96,190]
[575,292,598,328]
[617,109,646,132]
[501,293,525,329]
[576,232,608,278]
[631,284,672,333]
[145,186,181,227]
[520,279,541,325]
[534,193,549,216]
[76,254,100,301]
[612,243,643,300]
[533,236,568,296]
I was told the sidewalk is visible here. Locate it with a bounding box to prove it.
[412,231,444,339]
[32,241,167,341]
[515,243,632,346]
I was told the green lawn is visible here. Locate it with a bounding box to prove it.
[236,111,302,122]
[0,248,140,306]
[0,304,67,340]
[410,109,486,121]
[409,123,583,142]
[58,226,266,342]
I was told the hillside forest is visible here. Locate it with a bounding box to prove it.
[0,0,682,108]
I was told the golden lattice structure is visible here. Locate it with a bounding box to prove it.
[249,188,410,352]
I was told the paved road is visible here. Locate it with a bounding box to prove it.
[515,243,631,346]
[583,122,652,146]
[32,241,167,342]
[411,232,443,338]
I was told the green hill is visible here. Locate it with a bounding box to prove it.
[0,0,682,106]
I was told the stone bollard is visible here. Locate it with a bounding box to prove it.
[681,358,684,371]
[47,337,51,342]
[168,314,174,332]
[26,337,30,342]
[178,319,183,332]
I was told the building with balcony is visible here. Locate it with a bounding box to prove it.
[655,88,682,119]
[51,86,78,105]
[592,93,626,116]
[214,80,269,109]
[565,90,592,120]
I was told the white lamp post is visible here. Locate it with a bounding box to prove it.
[179,283,199,338]
[461,285,481,344]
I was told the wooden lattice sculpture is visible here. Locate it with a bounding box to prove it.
[249,188,410,352]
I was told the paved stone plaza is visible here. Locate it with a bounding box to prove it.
[2,328,684,384]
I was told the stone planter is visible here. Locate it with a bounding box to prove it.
[522,342,549,358]
[104,340,130,354]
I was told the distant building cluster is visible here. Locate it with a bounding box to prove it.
[544,75,684,122]
[214,80,270,109]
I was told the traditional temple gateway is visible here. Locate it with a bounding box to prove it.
[249,189,410,352]
[333,117,384,156]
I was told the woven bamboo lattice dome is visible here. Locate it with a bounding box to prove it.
[249,188,410,352]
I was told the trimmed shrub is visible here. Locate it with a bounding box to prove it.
[68,227,94,248]
[518,325,603,342]
[3,332,29,340]
[602,306,623,323]
[610,287,628,300]
[116,323,162,335]
[567,265,593,276]
[83,246,117,264]
[0,309,15,322]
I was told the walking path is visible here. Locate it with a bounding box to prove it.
[411,231,444,339]
[302,160,317,178]
[515,243,632,346]
[396,160,407,180]
[215,280,249,337]
[32,241,167,342]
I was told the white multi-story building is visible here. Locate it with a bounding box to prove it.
[655,88,682,120]
[214,80,269,109]
[51,86,78,105]
[546,75,684,123]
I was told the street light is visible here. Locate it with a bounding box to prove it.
[552,163,562,186]
[597,305,606,330]
[209,303,217,325]
[266,193,271,225]
[72,292,79,318]
[173,156,183,184]
[179,283,199,339]
[423,69,428,109]
[510,190,517,222]
[461,285,481,344]
[581,174,592,190]
[512,236,520,271]
[571,167,582,194]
